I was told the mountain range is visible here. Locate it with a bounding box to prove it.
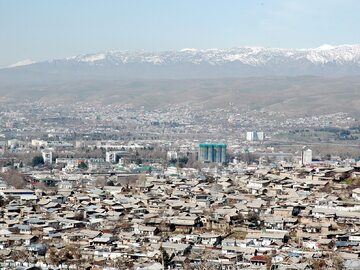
[2,44,360,81]
[1,45,360,115]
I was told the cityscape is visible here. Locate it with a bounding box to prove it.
[0,100,359,269]
[1,1,360,270]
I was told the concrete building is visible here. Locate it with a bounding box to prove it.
[42,149,53,164]
[167,151,178,160]
[199,143,227,163]
[105,151,128,163]
[246,131,265,142]
[75,140,86,148]
[301,146,312,165]
[31,139,48,149]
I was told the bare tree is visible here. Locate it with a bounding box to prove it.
[47,244,83,266]
[1,169,26,188]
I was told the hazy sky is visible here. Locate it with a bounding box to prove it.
[1,0,360,66]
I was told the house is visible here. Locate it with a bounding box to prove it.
[0,236,9,249]
[13,224,31,234]
[199,233,222,246]
[132,224,159,237]
[264,217,284,230]
[352,188,360,201]
[250,255,268,266]
[28,243,47,255]
[0,189,37,200]
[161,242,192,256]
[169,215,202,231]
[246,230,288,247]
[9,234,38,246]
[91,235,114,247]
[331,167,354,181]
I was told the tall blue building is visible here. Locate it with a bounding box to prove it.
[199,143,227,163]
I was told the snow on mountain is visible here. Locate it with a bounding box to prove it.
[75,44,360,66]
[6,44,360,68]
[3,44,360,80]
[7,59,36,68]
[79,53,106,63]
[316,44,335,50]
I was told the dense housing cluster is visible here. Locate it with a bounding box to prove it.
[0,102,359,269]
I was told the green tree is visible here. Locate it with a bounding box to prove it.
[169,158,177,165]
[135,158,142,165]
[78,162,88,170]
[178,157,189,168]
[32,155,44,166]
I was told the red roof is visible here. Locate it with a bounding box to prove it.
[250,255,267,262]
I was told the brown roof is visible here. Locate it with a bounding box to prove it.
[250,255,267,262]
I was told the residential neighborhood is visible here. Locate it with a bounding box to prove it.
[0,130,359,269]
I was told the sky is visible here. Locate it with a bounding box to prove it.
[1,0,360,67]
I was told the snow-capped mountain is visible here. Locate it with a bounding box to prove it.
[67,44,360,66]
[2,44,360,81]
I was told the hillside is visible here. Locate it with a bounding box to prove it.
[1,76,360,116]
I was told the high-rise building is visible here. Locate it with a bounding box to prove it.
[42,149,53,164]
[167,151,178,160]
[199,143,227,163]
[301,146,312,165]
[246,131,265,142]
[106,151,128,163]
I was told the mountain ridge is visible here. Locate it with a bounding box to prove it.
[5,44,360,68]
[2,44,360,81]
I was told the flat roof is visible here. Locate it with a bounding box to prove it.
[199,143,227,147]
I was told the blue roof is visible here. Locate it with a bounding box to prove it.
[336,241,358,247]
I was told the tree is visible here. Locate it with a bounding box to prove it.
[247,211,260,224]
[114,257,134,269]
[2,170,26,188]
[169,158,177,165]
[32,155,44,166]
[240,152,258,164]
[159,247,174,268]
[74,211,85,221]
[178,157,189,167]
[195,249,219,270]
[265,255,272,270]
[0,196,6,207]
[47,245,82,265]
[137,174,147,186]
[95,177,107,187]
[283,234,291,244]
[312,259,327,270]
[77,162,88,170]
[235,212,244,224]
[330,252,344,270]
[10,249,29,262]
[135,158,142,165]
[107,179,115,186]
[292,206,301,216]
